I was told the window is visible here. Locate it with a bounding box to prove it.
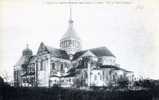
[113,75,116,80]
[61,64,64,71]
[40,61,43,70]
[40,60,45,70]
[61,80,64,82]
[84,71,87,78]
[100,74,102,80]
[51,63,55,70]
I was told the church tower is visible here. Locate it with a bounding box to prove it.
[60,7,82,58]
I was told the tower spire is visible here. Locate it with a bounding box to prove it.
[69,0,73,24]
[69,3,72,20]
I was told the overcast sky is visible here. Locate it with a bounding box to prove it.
[0,0,159,80]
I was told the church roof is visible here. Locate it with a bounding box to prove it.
[73,50,86,60]
[90,47,115,57]
[15,44,34,66]
[46,46,69,59]
[15,56,31,66]
[37,43,115,60]
[73,47,115,60]
[100,65,132,73]
[37,42,69,59]
[15,55,37,67]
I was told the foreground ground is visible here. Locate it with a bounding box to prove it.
[0,85,159,100]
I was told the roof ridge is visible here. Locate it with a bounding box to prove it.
[86,46,107,50]
[46,45,66,52]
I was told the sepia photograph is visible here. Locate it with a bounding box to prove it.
[0,0,159,100]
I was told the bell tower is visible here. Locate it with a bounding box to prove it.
[60,6,82,58]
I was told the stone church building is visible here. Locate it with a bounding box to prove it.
[13,14,132,88]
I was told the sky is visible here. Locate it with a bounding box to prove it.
[0,0,159,81]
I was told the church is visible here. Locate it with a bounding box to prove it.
[13,10,133,88]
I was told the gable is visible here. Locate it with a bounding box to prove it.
[37,42,69,59]
[73,50,96,61]
[81,50,96,58]
[37,42,49,55]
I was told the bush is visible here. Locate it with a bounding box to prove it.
[0,84,158,100]
[134,79,156,88]
[116,77,129,88]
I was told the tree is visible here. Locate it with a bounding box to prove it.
[1,72,10,82]
[0,76,4,86]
